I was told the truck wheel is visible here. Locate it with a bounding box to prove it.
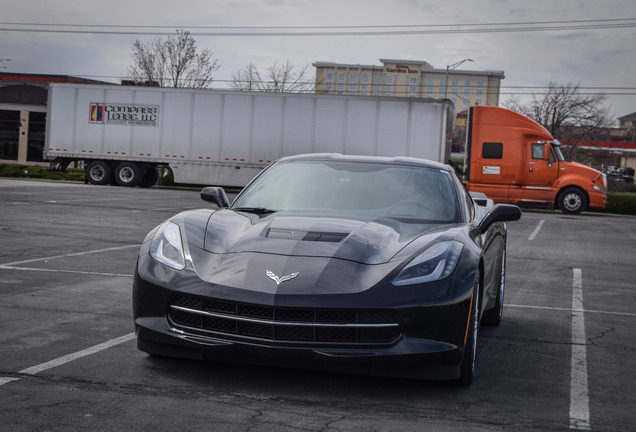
[139,167,158,188]
[558,188,587,215]
[86,161,112,185]
[115,162,142,187]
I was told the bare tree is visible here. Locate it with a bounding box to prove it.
[127,29,220,88]
[504,81,614,158]
[231,60,314,93]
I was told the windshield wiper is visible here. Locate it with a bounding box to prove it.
[232,207,277,215]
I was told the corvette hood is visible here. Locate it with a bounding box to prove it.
[201,210,445,265]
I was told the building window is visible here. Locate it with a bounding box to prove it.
[362,75,369,82]
[427,78,434,86]
[350,84,357,91]
[477,90,484,97]
[475,99,483,105]
[477,80,484,88]
[465,80,471,87]
[338,83,344,90]
[385,85,392,92]
[439,79,446,86]
[374,75,382,83]
[338,73,345,81]
[361,84,369,91]
[410,77,418,84]
[385,76,393,84]
[325,83,332,90]
[426,87,433,94]
[439,88,445,95]
[326,73,333,81]
[464,89,471,96]
[374,85,380,91]
[452,79,459,87]
[350,74,357,81]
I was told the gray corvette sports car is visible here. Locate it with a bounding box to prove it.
[133,153,521,384]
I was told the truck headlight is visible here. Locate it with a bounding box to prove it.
[592,185,604,193]
[149,221,186,270]
[392,241,463,286]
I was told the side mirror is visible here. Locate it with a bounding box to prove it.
[476,204,521,235]
[201,187,230,208]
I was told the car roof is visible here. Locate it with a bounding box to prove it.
[278,153,453,172]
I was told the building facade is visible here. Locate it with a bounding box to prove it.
[314,59,505,114]
[0,73,111,164]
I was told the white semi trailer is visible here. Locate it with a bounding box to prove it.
[45,83,454,187]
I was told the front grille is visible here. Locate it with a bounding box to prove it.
[169,295,401,346]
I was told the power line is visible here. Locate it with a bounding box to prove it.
[0,18,635,36]
[1,18,635,30]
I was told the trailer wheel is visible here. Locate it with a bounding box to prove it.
[558,187,587,215]
[86,161,112,185]
[139,167,158,188]
[115,162,142,187]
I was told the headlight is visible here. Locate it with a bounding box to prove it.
[149,221,186,270]
[592,184,604,193]
[392,241,463,286]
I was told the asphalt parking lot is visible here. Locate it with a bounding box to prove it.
[1,178,635,432]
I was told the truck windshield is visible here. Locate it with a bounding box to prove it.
[552,143,565,162]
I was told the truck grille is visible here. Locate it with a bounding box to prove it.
[168,295,401,346]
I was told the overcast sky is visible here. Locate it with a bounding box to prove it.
[2,0,635,122]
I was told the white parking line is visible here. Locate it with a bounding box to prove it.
[0,333,136,386]
[507,304,636,318]
[0,265,133,278]
[570,268,590,430]
[0,244,139,267]
[528,219,545,241]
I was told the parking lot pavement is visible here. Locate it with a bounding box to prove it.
[1,179,635,431]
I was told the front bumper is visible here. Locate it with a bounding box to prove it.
[588,189,608,210]
[133,250,476,381]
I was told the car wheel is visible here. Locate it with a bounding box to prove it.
[115,162,142,187]
[558,188,587,215]
[86,161,112,185]
[457,269,480,385]
[483,250,505,326]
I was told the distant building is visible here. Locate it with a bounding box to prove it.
[618,112,636,131]
[0,73,113,164]
[314,59,505,113]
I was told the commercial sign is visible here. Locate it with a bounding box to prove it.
[385,64,419,74]
[89,103,159,126]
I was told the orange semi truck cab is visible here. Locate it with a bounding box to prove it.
[466,105,607,214]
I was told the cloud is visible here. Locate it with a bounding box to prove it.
[2,0,634,117]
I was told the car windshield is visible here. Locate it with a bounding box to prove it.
[232,160,460,223]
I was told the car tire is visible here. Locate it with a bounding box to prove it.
[457,269,480,386]
[558,188,587,215]
[483,250,505,326]
[86,161,112,185]
[115,162,142,187]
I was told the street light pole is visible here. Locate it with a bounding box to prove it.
[444,58,473,99]
[0,58,10,69]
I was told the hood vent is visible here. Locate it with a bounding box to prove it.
[266,228,348,243]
